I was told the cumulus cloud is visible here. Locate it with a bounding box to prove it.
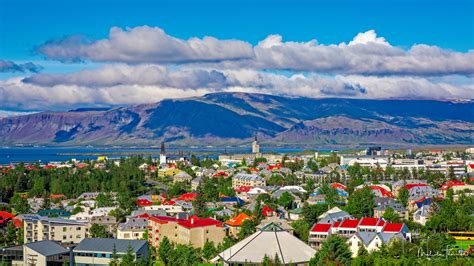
[2,65,473,111]
[0,60,42,73]
[248,31,474,76]
[38,26,254,64]
[37,27,474,76]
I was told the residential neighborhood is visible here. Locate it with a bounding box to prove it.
[0,143,473,265]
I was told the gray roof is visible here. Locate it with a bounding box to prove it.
[216,223,315,264]
[74,238,147,254]
[118,218,147,231]
[356,232,377,246]
[25,241,69,256]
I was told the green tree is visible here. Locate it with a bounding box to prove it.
[192,184,207,217]
[238,220,256,240]
[109,244,119,266]
[202,240,217,261]
[89,224,110,238]
[310,235,352,266]
[278,191,295,210]
[169,244,201,266]
[120,244,135,266]
[382,207,399,223]
[397,187,409,207]
[158,236,173,265]
[346,186,374,218]
[291,220,310,242]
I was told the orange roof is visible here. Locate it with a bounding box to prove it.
[225,213,251,227]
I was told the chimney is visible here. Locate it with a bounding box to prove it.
[191,217,194,224]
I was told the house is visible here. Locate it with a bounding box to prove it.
[308,223,332,250]
[191,176,203,191]
[173,171,193,183]
[117,217,148,240]
[347,232,405,257]
[318,207,353,224]
[213,223,316,265]
[0,211,15,227]
[73,238,148,265]
[232,173,266,189]
[23,240,71,266]
[225,213,251,236]
[147,215,226,249]
[374,201,408,220]
[219,197,245,207]
[21,214,88,244]
[413,205,432,226]
[90,216,117,237]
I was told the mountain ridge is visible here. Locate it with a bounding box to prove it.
[0,92,473,146]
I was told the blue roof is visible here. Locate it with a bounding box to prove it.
[221,197,245,206]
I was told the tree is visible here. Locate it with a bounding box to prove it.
[192,184,207,217]
[202,240,217,261]
[346,186,374,218]
[238,220,256,240]
[310,235,352,265]
[89,224,110,238]
[302,203,328,225]
[397,187,409,207]
[158,236,173,265]
[120,244,135,265]
[109,244,119,266]
[278,191,295,210]
[292,219,310,242]
[169,244,201,266]
[382,207,399,223]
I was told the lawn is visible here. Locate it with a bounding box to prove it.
[455,239,474,251]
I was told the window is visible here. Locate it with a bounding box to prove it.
[77,227,82,230]
[63,227,67,232]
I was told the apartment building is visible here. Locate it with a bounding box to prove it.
[73,238,148,265]
[148,215,226,248]
[232,173,266,189]
[309,217,409,250]
[117,217,148,240]
[21,214,88,244]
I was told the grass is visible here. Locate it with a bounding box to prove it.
[455,239,474,251]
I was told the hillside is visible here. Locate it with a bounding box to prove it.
[0,92,473,146]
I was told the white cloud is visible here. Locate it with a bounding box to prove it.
[38,27,474,76]
[38,26,254,64]
[2,65,472,111]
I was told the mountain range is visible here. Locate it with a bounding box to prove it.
[0,92,473,147]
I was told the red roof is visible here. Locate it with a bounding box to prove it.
[405,184,427,190]
[311,223,332,233]
[359,218,380,227]
[178,216,223,228]
[333,221,341,228]
[76,163,88,169]
[249,167,259,172]
[331,183,347,191]
[469,164,474,169]
[262,206,274,217]
[26,165,38,170]
[44,165,56,169]
[13,218,22,228]
[177,193,197,201]
[235,186,253,193]
[370,185,394,198]
[383,223,405,232]
[339,219,360,229]
[0,211,14,220]
[213,171,228,177]
[49,194,66,199]
[149,215,185,224]
[136,199,153,206]
[441,180,466,190]
[161,200,176,205]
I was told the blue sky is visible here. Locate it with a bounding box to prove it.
[0,0,473,113]
[1,0,472,60]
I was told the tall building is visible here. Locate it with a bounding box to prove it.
[159,141,167,165]
[21,214,88,244]
[148,215,226,249]
[252,135,260,154]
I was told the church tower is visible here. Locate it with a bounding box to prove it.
[159,141,167,165]
[252,135,260,154]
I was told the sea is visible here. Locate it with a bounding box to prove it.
[0,146,337,165]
